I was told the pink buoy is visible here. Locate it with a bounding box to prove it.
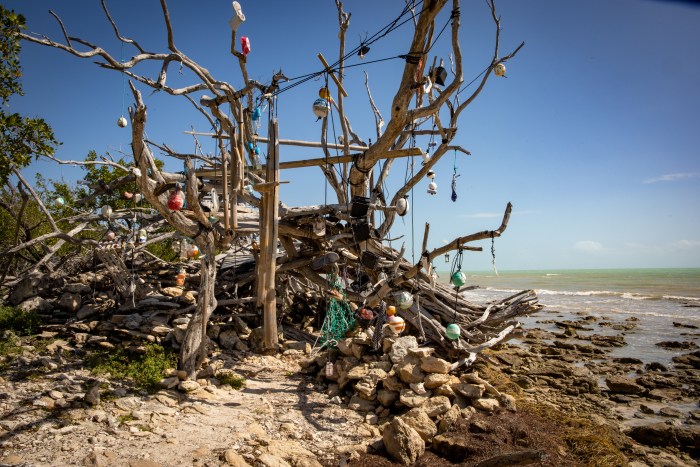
[241,36,251,56]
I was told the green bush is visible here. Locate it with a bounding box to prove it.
[0,329,21,357]
[85,344,177,393]
[218,372,246,390]
[0,305,41,335]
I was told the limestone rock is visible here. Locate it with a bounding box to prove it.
[422,396,451,418]
[433,383,456,398]
[9,273,44,304]
[224,450,251,467]
[57,292,82,313]
[472,398,499,412]
[498,393,517,412]
[424,373,451,389]
[348,394,378,412]
[397,359,425,384]
[420,356,451,374]
[347,364,369,380]
[389,336,419,364]
[399,388,430,408]
[18,296,52,314]
[452,383,484,399]
[178,380,200,392]
[401,408,437,442]
[383,374,405,392]
[257,453,291,467]
[605,376,645,395]
[383,416,425,465]
[161,287,184,297]
[377,389,400,406]
[438,404,462,434]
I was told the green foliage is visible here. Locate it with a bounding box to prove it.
[218,372,246,390]
[0,304,41,336]
[0,329,21,358]
[0,5,59,185]
[85,344,177,394]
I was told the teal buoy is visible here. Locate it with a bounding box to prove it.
[445,323,461,340]
[450,271,466,288]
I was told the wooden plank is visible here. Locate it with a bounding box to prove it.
[193,147,422,178]
[184,131,368,152]
[263,117,281,351]
[317,53,348,97]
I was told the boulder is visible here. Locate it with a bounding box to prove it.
[626,423,700,455]
[397,359,425,384]
[420,356,451,374]
[399,388,430,408]
[377,389,400,407]
[422,396,451,418]
[472,398,499,412]
[76,303,100,320]
[452,383,484,399]
[424,373,451,389]
[389,336,419,364]
[348,394,378,412]
[57,292,82,313]
[438,404,462,434]
[401,408,437,442]
[219,329,240,350]
[17,296,52,314]
[605,376,645,395]
[9,273,44,305]
[383,417,425,465]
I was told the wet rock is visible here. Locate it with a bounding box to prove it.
[626,423,700,455]
[672,352,700,369]
[658,407,683,418]
[656,341,697,350]
[605,376,645,395]
[383,417,425,465]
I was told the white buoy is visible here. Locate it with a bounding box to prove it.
[395,196,409,216]
[312,98,331,118]
[100,205,112,219]
[117,116,128,128]
[427,182,437,195]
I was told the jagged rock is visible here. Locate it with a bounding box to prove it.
[377,389,400,406]
[84,383,100,406]
[348,394,378,412]
[672,353,700,369]
[401,408,437,442]
[64,282,92,294]
[424,373,451,389]
[511,375,535,389]
[161,287,184,297]
[389,336,419,364]
[219,329,240,350]
[124,314,143,330]
[433,405,462,436]
[605,376,645,395]
[472,398,499,412]
[347,364,369,380]
[173,323,188,343]
[452,383,484,399]
[433,383,456,398]
[626,422,700,455]
[9,273,44,305]
[497,393,517,412]
[432,433,477,462]
[420,356,451,374]
[18,296,52,314]
[422,396,451,418]
[223,449,252,467]
[178,380,200,392]
[355,377,379,400]
[397,359,425,384]
[383,416,425,465]
[383,374,405,392]
[77,304,100,320]
[57,292,82,313]
[409,382,428,395]
[399,388,430,408]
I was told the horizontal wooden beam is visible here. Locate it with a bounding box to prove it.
[194,147,422,177]
[183,131,368,152]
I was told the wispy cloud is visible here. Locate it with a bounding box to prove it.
[574,240,604,252]
[670,239,700,250]
[643,172,700,184]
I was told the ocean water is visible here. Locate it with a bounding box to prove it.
[437,268,700,364]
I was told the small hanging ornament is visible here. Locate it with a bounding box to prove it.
[427,181,437,195]
[241,36,251,56]
[105,230,116,241]
[388,315,406,334]
[137,228,148,243]
[427,170,436,181]
[325,360,334,378]
[395,196,409,216]
[312,217,326,237]
[318,87,331,100]
[123,191,133,200]
[444,253,450,263]
[494,62,506,77]
[445,323,461,340]
[167,188,185,211]
[451,173,460,202]
[386,305,396,317]
[133,193,143,203]
[100,205,112,219]
[209,187,219,213]
[312,98,331,119]
[117,116,128,128]
[359,307,374,321]
[176,268,186,287]
[251,107,261,122]
[395,291,414,310]
[358,44,370,59]
[451,271,467,288]
[187,244,200,259]
[171,240,181,252]
[422,151,430,165]
[434,60,448,86]
[55,196,65,206]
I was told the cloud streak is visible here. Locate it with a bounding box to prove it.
[574,240,604,252]
[644,172,699,184]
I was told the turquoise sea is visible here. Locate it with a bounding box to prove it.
[437,268,700,364]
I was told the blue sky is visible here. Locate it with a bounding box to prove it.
[6,0,700,270]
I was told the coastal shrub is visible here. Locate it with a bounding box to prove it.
[218,372,246,390]
[0,305,41,335]
[85,344,177,393]
[0,330,21,360]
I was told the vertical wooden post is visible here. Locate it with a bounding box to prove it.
[221,131,230,233]
[262,117,280,351]
[230,130,239,232]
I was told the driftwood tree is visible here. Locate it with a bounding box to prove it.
[10,0,535,377]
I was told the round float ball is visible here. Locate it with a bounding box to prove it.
[396,291,414,309]
[100,205,112,219]
[450,271,467,288]
[188,245,200,259]
[359,307,374,321]
[105,231,116,241]
[318,87,331,100]
[427,170,436,181]
[55,196,65,206]
[494,63,506,77]
[388,315,406,335]
[176,269,186,286]
[395,197,409,216]
[252,107,261,121]
[167,189,184,211]
[133,193,143,203]
[312,98,331,118]
[117,116,128,128]
[386,305,396,316]
[137,228,147,243]
[445,323,461,340]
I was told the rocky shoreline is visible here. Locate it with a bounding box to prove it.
[1,271,699,466]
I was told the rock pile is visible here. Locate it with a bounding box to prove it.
[304,334,518,464]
